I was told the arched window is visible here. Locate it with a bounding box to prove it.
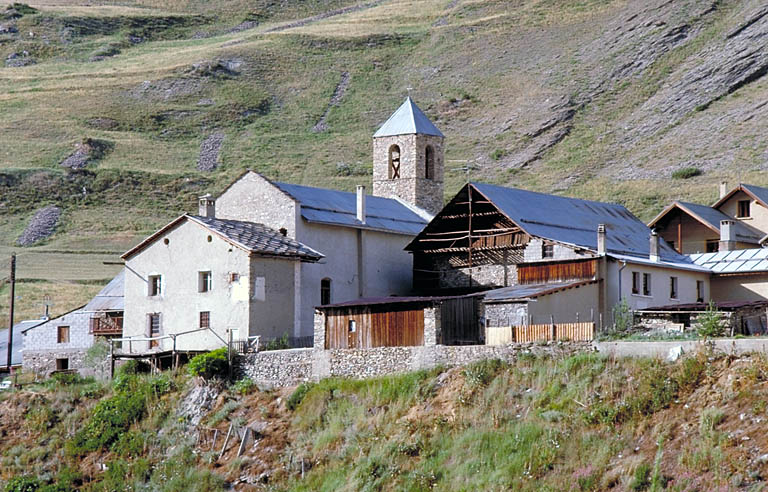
[320,278,332,305]
[425,145,434,180]
[388,145,401,179]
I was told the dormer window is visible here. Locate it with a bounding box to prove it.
[388,145,401,179]
[738,200,751,218]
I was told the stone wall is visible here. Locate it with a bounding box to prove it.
[238,348,314,387]
[23,348,111,379]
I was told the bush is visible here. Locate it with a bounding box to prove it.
[612,298,633,332]
[696,301,725,338]
[50,372,87,386]
[4,477,41,492]
[232,377,255,395]
[263,335,290,351]
[187,348,229,379]
[462,359,506,388]
[69,391,146,453]
[286,382,313,411]
[671,167,702,179]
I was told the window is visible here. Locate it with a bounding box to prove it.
[148,313,161,348]
[348,319,357,333]
[199,271,212,292]
[321,278,332,305]
[229,272,240,283]
[425,145,434,179]
[738,200,751,218]
[388,145,401,179]
[56,358,69,371]
[631,272,640,295]
[706,240,719,253]
[200,311,210,329]
[542,243,554,259]
[643,273,652,296]
[697,281,704,302]
[670,277,678,299]
[57,326,70,344]
[148,275,162,296]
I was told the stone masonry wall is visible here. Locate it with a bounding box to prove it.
[238,348,314,387]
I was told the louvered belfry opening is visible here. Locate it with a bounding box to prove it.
[408,183,528,291]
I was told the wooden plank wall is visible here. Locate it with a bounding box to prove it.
[441,297,481,345]
[486,322,595,345]
[325,306,425,349]
[518,259,596,285]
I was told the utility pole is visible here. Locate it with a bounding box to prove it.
[7,254,16,370]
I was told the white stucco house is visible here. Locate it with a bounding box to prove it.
[120,98,446,353]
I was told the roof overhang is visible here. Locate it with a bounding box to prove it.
[713,185,768,209]
[648,201,720,235]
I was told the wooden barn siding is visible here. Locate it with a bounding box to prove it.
[440,297,481,345]
[486,322,595,345]
[325,306,425,349]
[518,259,596,285]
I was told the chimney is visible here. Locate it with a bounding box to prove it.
[720,219,736,251]
[356,185,366,224]
[597,224,606,256]
[649,229,660,262]
[719,181,728,199]
[198,193,215,218]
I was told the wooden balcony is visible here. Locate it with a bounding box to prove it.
[89,316,123,336]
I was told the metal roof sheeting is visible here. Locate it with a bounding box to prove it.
[373,97,444,138]
[471,182,695,265]
[483,280,598,302]
[84,269,124,312]
[273,182,428,235]
[689,248,768,273]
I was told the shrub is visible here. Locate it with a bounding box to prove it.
[612,298,633,332]
[676,354,706,390]
[671,167,702,179]
[490,148,507,161]
[286,382,313,411]
[263,335,290,351]
[630,463,651,491]
[187,348,229,379]
[696,301,725,338]
[50,372,86,386]
[69,391,146,453]
[462,359,506,388]
[232,377,255,395]
[4,477,41,492]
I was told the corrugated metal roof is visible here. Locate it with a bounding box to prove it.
[471,182,696,265]
[1,320,45,366]
[483,280,598,302]
[273,182,428,235]
[84,269,124,312]
[191,216,323,261]
[689,248,768,273]
[373,97,444,138]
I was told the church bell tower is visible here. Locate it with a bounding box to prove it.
[372,97,445,216]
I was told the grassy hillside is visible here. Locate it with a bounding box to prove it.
[1,350,767,490]
[1,0,767,316]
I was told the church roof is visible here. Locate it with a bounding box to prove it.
[373,97,444,138]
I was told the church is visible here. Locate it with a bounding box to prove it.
[119,98,445,353]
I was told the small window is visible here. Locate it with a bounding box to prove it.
[643,273,652,296]
[348,319,357,333]
[57,326,70,344]
[229,272,240,283]
[631,272,640,295]
[199,311,210,329]
[199,271,212,293]
[670,277,678,299]
[738,200,751,218]
[56,358,69,371]
[148,313,161,348]
[148,275,162,296]
[321,278,332,305]
[542,243,554,259]
[425,145,434,180]
[697,281,705,303]
[388,145,401,179]
[706,240,719,253]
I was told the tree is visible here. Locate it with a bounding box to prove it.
[696,301,725,338]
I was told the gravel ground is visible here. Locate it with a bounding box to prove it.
[17,205,62,246]
[197,132,225,171]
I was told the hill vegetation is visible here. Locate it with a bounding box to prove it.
[0,0,767,318]
[1,349,768,490]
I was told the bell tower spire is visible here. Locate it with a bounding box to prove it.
[372,97,444,216]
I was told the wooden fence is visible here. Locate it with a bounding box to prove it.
[486,322,595,345]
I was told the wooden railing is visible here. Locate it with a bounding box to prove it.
[90,316,123,335]
[486,322,595,345]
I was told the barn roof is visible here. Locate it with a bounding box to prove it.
[483,280,599,303]
[469,182,694,264]
[373,97,444,138]
[122,215,323,261]
[689,248,768,274]
[273,181,429,235]
[648,201,761,243]
[84,269,124,312]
